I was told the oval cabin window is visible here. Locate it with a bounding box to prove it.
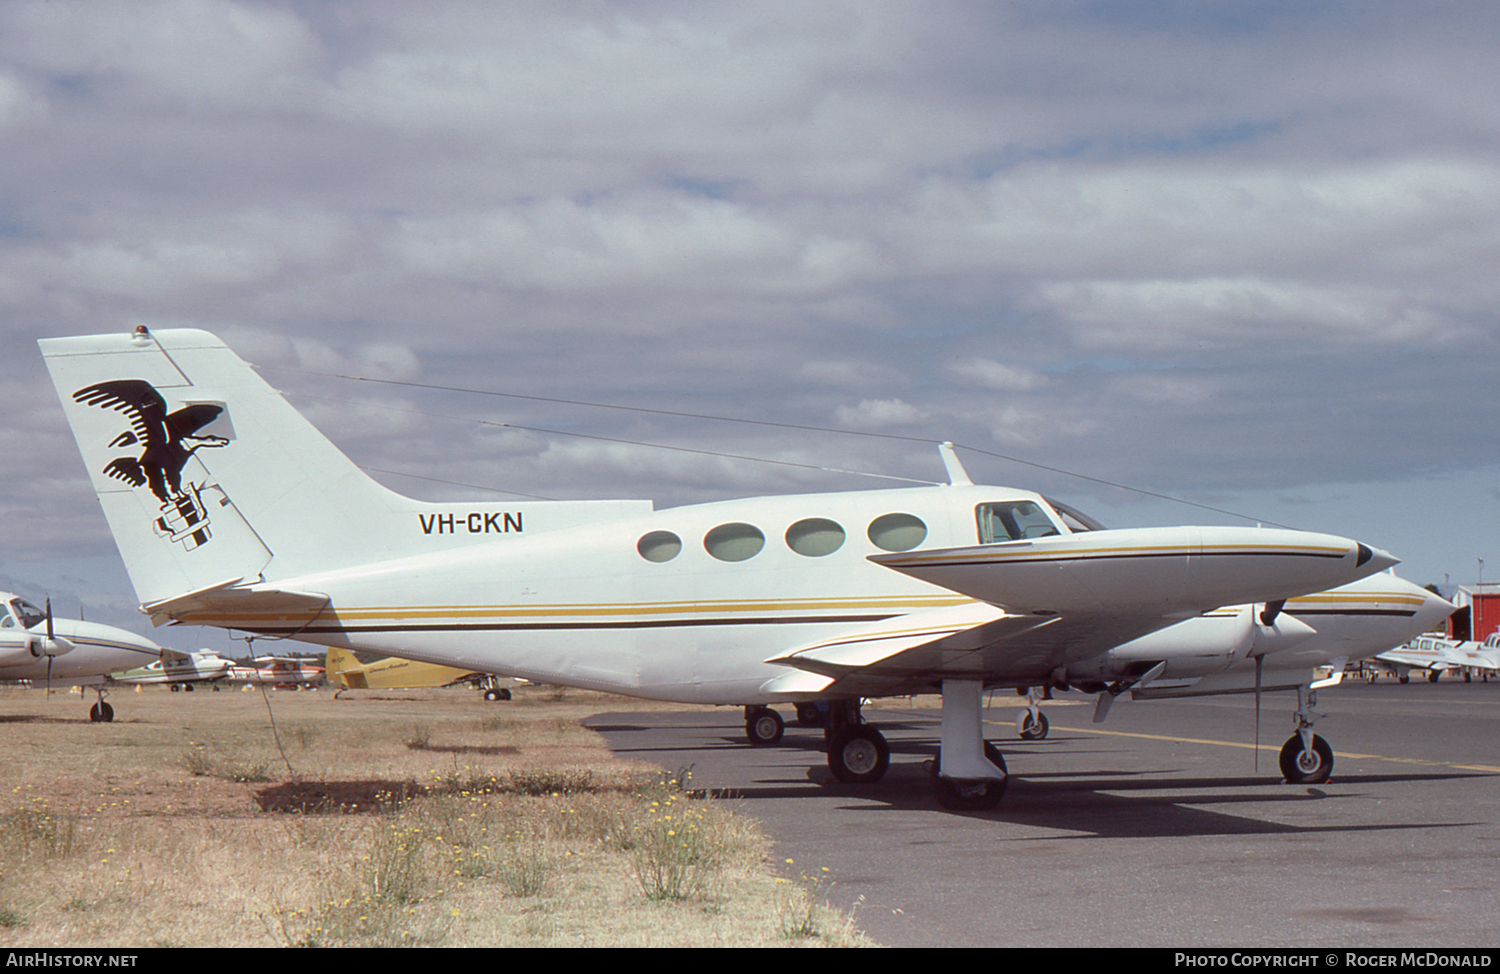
[637,530,683,563]
[785,518,846,557]
[704,522,766,562]
[867,513,927,552]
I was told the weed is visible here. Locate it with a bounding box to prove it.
[629,791,720,902]
[362,817,428,905]
[496,848,553,898]
[3,806,79,859]
[177,742,271,783]
[506,768,593,796]
[179,744,214,777]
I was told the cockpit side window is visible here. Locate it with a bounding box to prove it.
[8,599,45,629]
[975,502,1060,543]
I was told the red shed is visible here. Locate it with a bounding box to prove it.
[1447,583,1500,642]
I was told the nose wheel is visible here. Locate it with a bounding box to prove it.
[1279,733,1333,784]
[1279,686,1333,784]
[88,688,114,723]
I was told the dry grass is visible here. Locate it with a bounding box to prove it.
[0,683,872,947]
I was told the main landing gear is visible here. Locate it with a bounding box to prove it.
[930,679,1008,810]
[824,700,890,784]
[744,705,785,746]
[1279,685,1333,784]
[740,686,1012,810]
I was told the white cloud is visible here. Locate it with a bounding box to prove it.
[951,359,1049,391]
[834,398,923,428]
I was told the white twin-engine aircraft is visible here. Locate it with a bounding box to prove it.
[40,327,1453,809]
[0,591,164,721]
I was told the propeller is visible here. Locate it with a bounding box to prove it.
[44,598,54,698]
[1092,660,1167,723]
[1253,653,1263,772]
[1248,600,1311,771]
[33,598,76,699]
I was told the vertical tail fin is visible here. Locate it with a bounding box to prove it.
[324,645,367,689]
[41,327,650,610]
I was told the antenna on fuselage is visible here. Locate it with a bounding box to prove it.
[938,441,972,486]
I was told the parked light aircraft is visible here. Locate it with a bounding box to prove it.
[0,592,163,720]
[325,645,513,700]
[41,327,1453,808]
[1374,635,1462,682]
[225,656,324,687]
[1449,633,1500,681]
[1376,632,1500,683]
[110,650,233,691]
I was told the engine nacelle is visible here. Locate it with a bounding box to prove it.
[1066,606,1316,683]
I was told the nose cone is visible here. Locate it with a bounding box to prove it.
[1358,543,1400,575]
[1412,585,1459,633]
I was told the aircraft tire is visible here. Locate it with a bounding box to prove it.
[1428,671,1440,683]
[89,702,114,723]
[827,726,889,784]
[1279,734,1333,784]
[795,702,826,728]
[745,707,784,747]
[1018,711,1049,740]
[933,743,1008,810]
[483,688,512,702]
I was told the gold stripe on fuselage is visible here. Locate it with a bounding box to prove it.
[173,593,973,630]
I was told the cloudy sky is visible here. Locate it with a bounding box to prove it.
[2,1,1496,640]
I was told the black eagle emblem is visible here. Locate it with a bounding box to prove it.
[73,380,229,549]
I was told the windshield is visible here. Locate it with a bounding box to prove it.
[1044,498,1107,532]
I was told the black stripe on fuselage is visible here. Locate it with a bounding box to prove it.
[229,612,900,637]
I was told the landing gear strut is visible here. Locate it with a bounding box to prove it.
[932,679,1007,810]
[1280,685,1333,784]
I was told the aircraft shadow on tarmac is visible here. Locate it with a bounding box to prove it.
[588,713,1492,840]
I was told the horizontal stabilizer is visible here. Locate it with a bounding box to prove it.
[145,579,330,629]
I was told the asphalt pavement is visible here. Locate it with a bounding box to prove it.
[587,679,1500,948]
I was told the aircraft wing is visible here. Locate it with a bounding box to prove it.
[762,601,1173,698]
[1452,646,1500,674]
[763,525,1400,698]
